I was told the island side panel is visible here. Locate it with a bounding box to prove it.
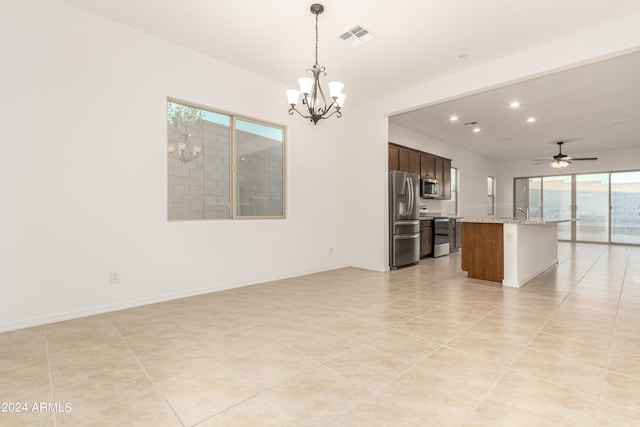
[503,223,559,287]
[461,222,504,283]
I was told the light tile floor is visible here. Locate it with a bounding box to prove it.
[1,242,640,426]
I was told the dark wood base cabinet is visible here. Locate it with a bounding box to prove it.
[420,220,433,258]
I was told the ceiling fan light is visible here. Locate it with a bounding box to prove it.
[551,160,569,168]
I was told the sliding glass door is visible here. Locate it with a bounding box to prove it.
[514,177,541,220]
[575,174,609,242]
[514,171,639,244]
[611,171,640,244]
[542,176,572,240]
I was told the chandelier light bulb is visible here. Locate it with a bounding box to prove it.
[328,81,344,99]
[285,4,344,125]
[286,89,300,106]
[298,77,314,95]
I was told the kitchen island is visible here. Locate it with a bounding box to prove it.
[460,219,571,287]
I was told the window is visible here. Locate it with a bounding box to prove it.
[167,100,285,220]
[487,176,495,215]
[447,167,458,216]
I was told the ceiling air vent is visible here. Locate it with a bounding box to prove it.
[339,25,374,47]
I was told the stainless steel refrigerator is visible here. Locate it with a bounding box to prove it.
[389,171,420,269]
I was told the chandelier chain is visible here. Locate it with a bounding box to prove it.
[314,12,319,66]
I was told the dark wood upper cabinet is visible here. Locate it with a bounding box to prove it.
[434,156,444,187]
[421,153,436,178]
[389,143,451,200]
[407,150,421,175]
[399,147,420,175]
[391,143,421,175]
[388,144,399,170]
[442,158,452,199]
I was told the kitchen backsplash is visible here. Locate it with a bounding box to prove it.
[419,198,447,213]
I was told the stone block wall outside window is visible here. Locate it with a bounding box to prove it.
[167,100,285,220]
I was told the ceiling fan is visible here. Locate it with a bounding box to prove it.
[532,141,598,168]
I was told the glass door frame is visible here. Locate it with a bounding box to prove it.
[513,172,621,244]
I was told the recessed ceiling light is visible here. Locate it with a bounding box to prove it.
[510,101,520,109]
[527,117,536,123]
[473,127,481,133]
[449,115,459,122]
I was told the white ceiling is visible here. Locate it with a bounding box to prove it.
[60,0,640,162]
[390,51,640,162]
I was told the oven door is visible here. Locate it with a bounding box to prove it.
[433,218,450,257]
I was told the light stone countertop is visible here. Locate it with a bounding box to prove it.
[460,218,574,225]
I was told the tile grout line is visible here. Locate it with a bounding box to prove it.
[110,319,187,427]
[459,243,610,426]
[594,245,630,426]
[43,326,58,427]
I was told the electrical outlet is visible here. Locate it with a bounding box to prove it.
[329,247,334,254]
[109,272,120,284]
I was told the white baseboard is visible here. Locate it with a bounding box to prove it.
[0,264,354,333]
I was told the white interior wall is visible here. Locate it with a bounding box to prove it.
[497,146,640,218]
[0,0,346,332]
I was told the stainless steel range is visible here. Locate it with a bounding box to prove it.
[432,217,450,257]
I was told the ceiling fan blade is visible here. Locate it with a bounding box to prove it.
[532,161,548,165]
[572,157,598,161]
[531,159,549,161]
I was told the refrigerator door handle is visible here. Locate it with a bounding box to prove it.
[406,176,413,215]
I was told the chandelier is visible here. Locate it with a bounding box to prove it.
[286,4,345,125]
[168,133,201,163]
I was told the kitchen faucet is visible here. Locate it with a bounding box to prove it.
[517,207,530,220]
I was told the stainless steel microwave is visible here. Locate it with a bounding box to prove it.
[420,178,439,198]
